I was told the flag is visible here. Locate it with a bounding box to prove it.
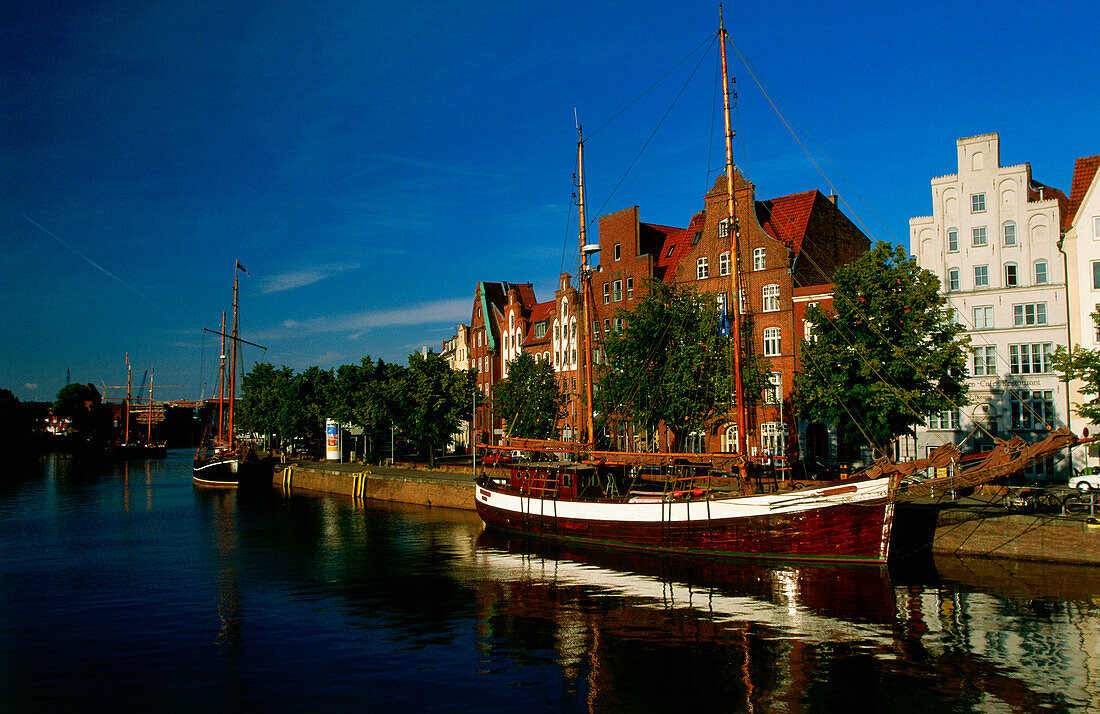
[236,260,249,276]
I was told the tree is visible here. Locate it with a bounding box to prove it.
[1053,307,1100,424]
[53,382,103,436]
[493,352,567,439]
[328,357,400,461]
[795,241,969,458]
[240,363,298,451]
[391,352,472,469]
[294,366,335,456]
[594,278,769,452]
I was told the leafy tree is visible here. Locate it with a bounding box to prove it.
[328,357,400,461]
[1053,307,1100,424]
[493,352,567,439]
[391,352,473,468]
[53,382,103,435]
[240,363,298,451]
[795,241,969,458]
[595,279,769,452]
[295,366,335,455]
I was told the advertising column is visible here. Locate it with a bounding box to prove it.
[325,419,340,461]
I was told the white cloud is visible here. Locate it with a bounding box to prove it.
[259,264,360,294]
[260,297,470,339]
[24,382,38,391]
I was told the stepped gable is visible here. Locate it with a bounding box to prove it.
[1065,155,1100,230]
[756,189,818,256]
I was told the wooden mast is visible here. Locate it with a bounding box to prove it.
[719,7,748,465]
[577,125,597,446]
[217,310,226,445]
[147,367,154,443]
[228,266,239,450]
[124,353,131,444]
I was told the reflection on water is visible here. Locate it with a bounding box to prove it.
[1,453,1098,712]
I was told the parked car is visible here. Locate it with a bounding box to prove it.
[482,451,512,466]
[1069,469,1100,491]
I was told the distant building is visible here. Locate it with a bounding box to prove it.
[910,133,1070,478]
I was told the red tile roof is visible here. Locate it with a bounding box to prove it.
[651,213,703,282]
[1065,156,1100,231]
[757,190,818,255]
[522,300,555,345]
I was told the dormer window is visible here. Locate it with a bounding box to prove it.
[718,219,730,238]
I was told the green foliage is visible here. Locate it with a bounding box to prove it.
[1053,307,1100,424]
[240,363,299,450]
[53,382,103,434]
[391,352,473,468]
[594,279,765,451]
[327,357,401,460]
[493,352,567,439]
[794,241,969,456]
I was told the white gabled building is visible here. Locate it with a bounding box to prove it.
[1061,155,1100,468]
[910,133,1070,479]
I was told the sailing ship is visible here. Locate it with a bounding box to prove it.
[193,261,267,489]
[106,354,167,460]
[473,12,1084,564]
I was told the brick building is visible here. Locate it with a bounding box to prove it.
[591,173,869,461]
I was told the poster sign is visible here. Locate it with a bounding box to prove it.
[326,419,340,461]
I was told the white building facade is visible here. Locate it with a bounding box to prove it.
[910,133,1070,478]
[1061,156,1100,469]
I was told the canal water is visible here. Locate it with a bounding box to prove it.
[2,451,1099,712]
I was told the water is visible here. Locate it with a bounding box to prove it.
[2,451,1099,712]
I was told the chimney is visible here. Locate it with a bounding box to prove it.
[827,194,838,205]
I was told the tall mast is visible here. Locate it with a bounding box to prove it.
[124,353,131,444]
[217,310,226,445]
[577,125,597,446]
[228,266,239,449]
[720,7,748,460]
[147,367,154,443]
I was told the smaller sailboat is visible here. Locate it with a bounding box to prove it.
[106,354,167,459]
[193,261,267,489]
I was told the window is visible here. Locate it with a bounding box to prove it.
[612,280,623,302]
[1009,343,1052,374]
[1003,221,1016,246]
[972,345,997,376]
[974,264,989,287]
[1011,390,1054,429]
[603,282,609,304]
[947,228,959,252]
[614,243,621,260]
[478,332,482,347]
[603,318,609,335]
[697,257,709,280]
[534,322,547,339]
[1013,303,1047,326]
[1004,263,1018,287]
[1093,261,1100,290]
[971,193,986,212]
[973,305,994,329]
[753,248,766,271]
[684,431,706,454]
[613,317,624,331]
[760,422,786,459]
[1034,260,1048,284]
[762,284,780,312]
[804,302,818,341]
[719,251,730,276]
[739,289,746,314]
[763,327,781,356]
[666,245,675,258]
[972,226,987,246]
[947,268,959,291]
[1094,216,1100,239]
[722,425,739,453]
[764,373,782,404]
[718,219,730,238]
[716,291,727,316]
[928,409,960,430]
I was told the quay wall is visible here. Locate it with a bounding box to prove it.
[275,462,477,511]
[931,510,1100,565]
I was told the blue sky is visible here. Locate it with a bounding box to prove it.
[3,1,1097,403]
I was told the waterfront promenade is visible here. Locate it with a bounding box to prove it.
[275,458,1100,566]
